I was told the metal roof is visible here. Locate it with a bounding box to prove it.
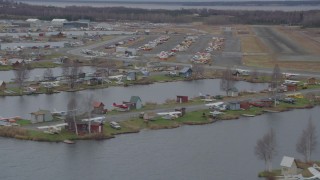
[280,156,295,168]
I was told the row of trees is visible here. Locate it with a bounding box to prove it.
[255,119,317,172]
[1,0,320,26]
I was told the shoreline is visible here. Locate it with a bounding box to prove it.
[0,98,317,143]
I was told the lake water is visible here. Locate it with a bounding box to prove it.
[0,79,268,118]
[1,106,319,180]
[19,1,320,11]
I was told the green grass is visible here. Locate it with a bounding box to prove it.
[258,169,281,177]
[16,119,31,126]
[0,65,12,71]
[148,75,184,82]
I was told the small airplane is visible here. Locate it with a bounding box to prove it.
[108,75,125,81]
[82,116,106,123]
[283,72,299,79]
[284,80,300,85]
[37,123,68,134]
[205,102,224,108]
[306,166,320,179]
[157,111,182,120]
[235,69,250,76]
[51,109,67,116]
[209,111,225,116]
[113,103,128,110]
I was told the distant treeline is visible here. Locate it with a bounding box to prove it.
[1,0,320,27]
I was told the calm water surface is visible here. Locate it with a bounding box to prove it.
[0,107,319,180]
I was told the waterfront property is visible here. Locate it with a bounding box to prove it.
[179,67,192,78]
[129,96,142,110]
[280,156,299,177]
[30,109,53,124]
[0,80,6,90]
[92,101,107,114]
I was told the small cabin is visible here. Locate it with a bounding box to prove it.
[0,81,6,90]
[240,101,251,110]
[179,67,193,78]
[307,77,317,85]
[69,121,104,134]
[176,96,188,103]
[286,84,298,92]
[228,101,241,110]
[130,96,142,110]
[280,156,299,177]
[92,101,106,114]
[227,87,239,97]
[127,71,137,81]
[30,109,53,124]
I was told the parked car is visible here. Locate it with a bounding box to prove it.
[281,98,296,104]
[110,121,121,130]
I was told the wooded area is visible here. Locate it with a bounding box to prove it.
[1,0,320,26]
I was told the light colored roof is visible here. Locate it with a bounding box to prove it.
[0,80,4,85]
[52,19,67,22]
[280,156,295,168]
[26,19,39,22]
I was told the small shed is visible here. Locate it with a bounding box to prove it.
[179,67,193,78]
[130,96,142,110]
[280,156,298,177]
[307,77,317,85]
[176,96,188,103]
[240,101,250,110]
[92,101,106,114]
[228,101,241,110]
[286,84,298,92]
[30,109,53,124]
[127,71,137,81]
[0,81,6,90]
[227,87,239,97]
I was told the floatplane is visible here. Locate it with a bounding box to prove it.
[157,111,182,120]
[284,80,300,85]
[81,116,106,123]
[112,103,129,111]
[283,72,299,79]
[37,123,68,134]
[108,75,125,84]
[205,102,226,110]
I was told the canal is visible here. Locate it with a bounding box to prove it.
[0,79,268,118]
[1,107,319,180]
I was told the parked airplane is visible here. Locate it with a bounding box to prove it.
[51,109,67,116]
[284,80,300,85]
[205,102,224,108]
[157,111,182,119]
[235,69,251,76]
[81,116,106,123]
[108,75,124,81]
[209,111,225,116]
[283,72,299,79]
[37,123,68,134]
[113,103,128,109]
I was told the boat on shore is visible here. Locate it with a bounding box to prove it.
[263,109,280,113]
[63,140,75,144]
[241,114,255,117]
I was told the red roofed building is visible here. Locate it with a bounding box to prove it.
[92,101,107,114]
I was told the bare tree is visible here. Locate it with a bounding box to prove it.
[250,68,259,81]
[192,64,205,79]
[62,61,81,89]
[296,118,317,162]
[43,68,54,81]
[220,67,235,96]
[270,64,282,106]
[255,128,277,172]
[14,64,30,94]
[82,94,94,134]
[67,96,78,135]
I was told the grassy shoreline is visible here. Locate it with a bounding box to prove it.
[0,97,317,143]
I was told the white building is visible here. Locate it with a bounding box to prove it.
[280,156,299,178]
[51,19,68,27]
